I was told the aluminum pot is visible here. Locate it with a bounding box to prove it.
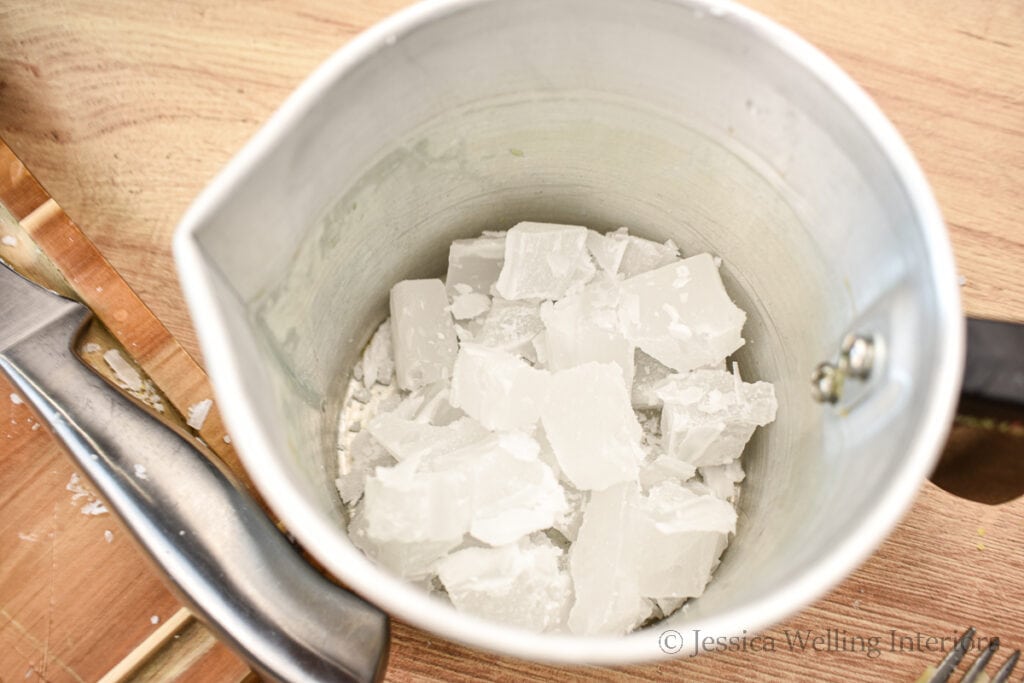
[174,0,963,666]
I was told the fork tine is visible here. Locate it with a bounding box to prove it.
[989,649,1019,683]
[929,627,977,683]
[961,637,1000,683]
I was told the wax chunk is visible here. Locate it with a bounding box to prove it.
[617,254,745,372]
[474,298,544,360]
[437,535,572,632]
[335,432,395,504]
[541,363,644,491]
[585,228,630,274]
[349,502,461,580]
[617,235,680,278]
[567,483,652,635]
[391,279,459,390]
[446,235,505,296]
[450,344,550,431]
[540,277,634,387]
[495,222,595,300]
[658,369,776,467]
[634,482,736,598]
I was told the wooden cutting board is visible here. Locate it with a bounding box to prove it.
[1,1,1022,681]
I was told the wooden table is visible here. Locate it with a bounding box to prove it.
[1,1,1022,681]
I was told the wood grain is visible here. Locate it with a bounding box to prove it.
[0,0,1021,681]
[0,380,185,682]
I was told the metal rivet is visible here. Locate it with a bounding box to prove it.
[811,362,842,404]
[841,334,875,379]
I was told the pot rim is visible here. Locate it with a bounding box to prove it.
[174,0,964,664]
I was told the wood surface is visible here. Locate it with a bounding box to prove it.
[1,0,1022,681]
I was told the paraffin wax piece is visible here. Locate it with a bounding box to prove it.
[634,481,736,598]
[390,379,464,426]
[366,414,488,462]
[540,277,634,388]
[365,431,566,547]
[541,363,644,491]
[474,298,545,360]
[617,235,680,278]
[700,459,746,501]
[638,455,698,490]
[657,369,777,467]
[361,320,395,387]
[363,456,473,542]
[462,436,567,546]
[349,502,461,580]
[585,228,630,275]
[335,432,395,504]
[437,535,573,632]
[567,483,652,635]
[495,222,594,300]
[449,291,491,320]
[445,235,505,296]
[390,279,459,390]
[617,254,745,372]
[449,344,550,431]
[631,349,673,409]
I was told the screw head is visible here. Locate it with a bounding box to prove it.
[811,362,841,403]
[841,334,875,379]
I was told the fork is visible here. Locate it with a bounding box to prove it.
[920,627,1021,683]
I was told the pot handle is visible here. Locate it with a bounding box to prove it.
[0,303,390,682]
[961,317,1024,406]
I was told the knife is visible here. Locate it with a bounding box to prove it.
[0,261,389,682]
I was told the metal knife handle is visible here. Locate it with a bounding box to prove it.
[0,306,389,682]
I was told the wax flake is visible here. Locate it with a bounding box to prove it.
[617,235,680,278]
[567,483,652,635]
[437,535,573,632]
[540,275,634,388]
[391,279,459,390]
[473,298,544,361]
[495,222,595,300]
[445,235,505,296]
[658,369,776,467]
[617,254,745,372]
[449,344,550,431]
[541,363,644,491]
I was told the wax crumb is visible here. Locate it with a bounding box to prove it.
[81,499,109,516]
[186,399,213,430]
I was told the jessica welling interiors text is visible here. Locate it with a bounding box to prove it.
[657,629,999,659]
